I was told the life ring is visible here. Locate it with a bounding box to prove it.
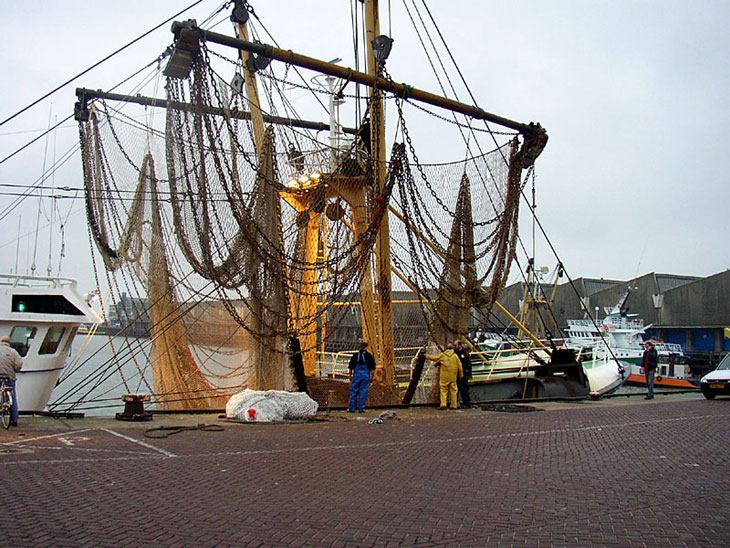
[656,376,663,382]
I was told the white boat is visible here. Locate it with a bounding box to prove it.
[473,339,624,397]
[571,342,629,396]
[564,292,696,389]
[0,274,101,412]
[467,338,591,400]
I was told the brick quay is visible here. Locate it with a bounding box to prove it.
[1,393,728,547]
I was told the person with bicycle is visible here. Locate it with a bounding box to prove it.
[0,336,23,427]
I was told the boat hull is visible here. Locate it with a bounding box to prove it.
[469,374,589,401]
[626,373,699,389]
[16,366,65,412]
[583,358,630,396]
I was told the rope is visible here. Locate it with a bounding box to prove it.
[0,0,205,129]
[144,423,224,438]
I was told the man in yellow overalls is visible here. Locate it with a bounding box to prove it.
[423,343,463,409]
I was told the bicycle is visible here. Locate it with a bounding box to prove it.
[0,376,13,429]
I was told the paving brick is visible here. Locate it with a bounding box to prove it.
[1,397,729,546]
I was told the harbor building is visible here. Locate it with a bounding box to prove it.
[494,270,730,374]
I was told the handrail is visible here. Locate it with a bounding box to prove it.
[0,273,78,289]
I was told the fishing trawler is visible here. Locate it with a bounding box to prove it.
[45,0,600,412]
[564,291,697,389]
[0,274,101,412]
[461,264,626,398]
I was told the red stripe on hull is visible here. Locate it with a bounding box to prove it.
[627,373,699,389]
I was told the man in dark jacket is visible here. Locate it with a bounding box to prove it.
[642,341,658,399]
[453,339,472,408]
[348,341,376,413]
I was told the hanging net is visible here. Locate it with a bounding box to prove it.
[78,37,540,409]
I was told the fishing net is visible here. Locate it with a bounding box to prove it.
[78,38,538,410]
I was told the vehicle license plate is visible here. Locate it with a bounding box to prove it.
[710,383,725,389]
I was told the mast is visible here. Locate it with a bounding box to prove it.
[158,11,551,387]
[234,5,275,389]
[364,0,395,385]
[234,10,266,156]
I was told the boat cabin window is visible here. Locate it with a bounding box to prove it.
[9,326,37,357]
[39,326,66,355]
[60,327,78,356]
[12,294,84,315]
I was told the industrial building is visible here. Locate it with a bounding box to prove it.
[494,269,730,374]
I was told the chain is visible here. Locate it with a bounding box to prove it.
[407,99,517,136]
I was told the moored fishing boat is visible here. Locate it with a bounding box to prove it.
[64,0,585,412]
[0,274,101,412]
[564,291,697,389]
[467,335,624,398]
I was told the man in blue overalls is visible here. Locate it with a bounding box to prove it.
[348,341,376,413]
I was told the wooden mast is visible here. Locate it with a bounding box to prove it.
[364,0,395,385]
[236,16,273,389]
[164,12,549,384]
[235,20,266,156]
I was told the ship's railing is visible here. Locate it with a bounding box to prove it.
[566,319,600,330]
[469,341,549,381]
[655,342,685,355]
[567,341,619,370]
[0,273,78,289]
[316,346,424,379]
[603,316,644,330]
[315,351,347,378]
[567,317,645,332]
[315,341,559,385]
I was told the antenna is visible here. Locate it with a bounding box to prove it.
[47,114,58,277]
[14,216,21,275]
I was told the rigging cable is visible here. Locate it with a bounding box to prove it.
[0,55,171,236]
[0,0,205,129]
[246,12,329,114]
[30,107,55,275]
[0,52,173,170]
[417,0,507,163]
[407,2,564,340]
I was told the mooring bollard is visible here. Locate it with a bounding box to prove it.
[116,393,153,421]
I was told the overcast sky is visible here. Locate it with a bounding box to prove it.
[1,0,728,293]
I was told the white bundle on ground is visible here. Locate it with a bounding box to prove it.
[226,389,319,422]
